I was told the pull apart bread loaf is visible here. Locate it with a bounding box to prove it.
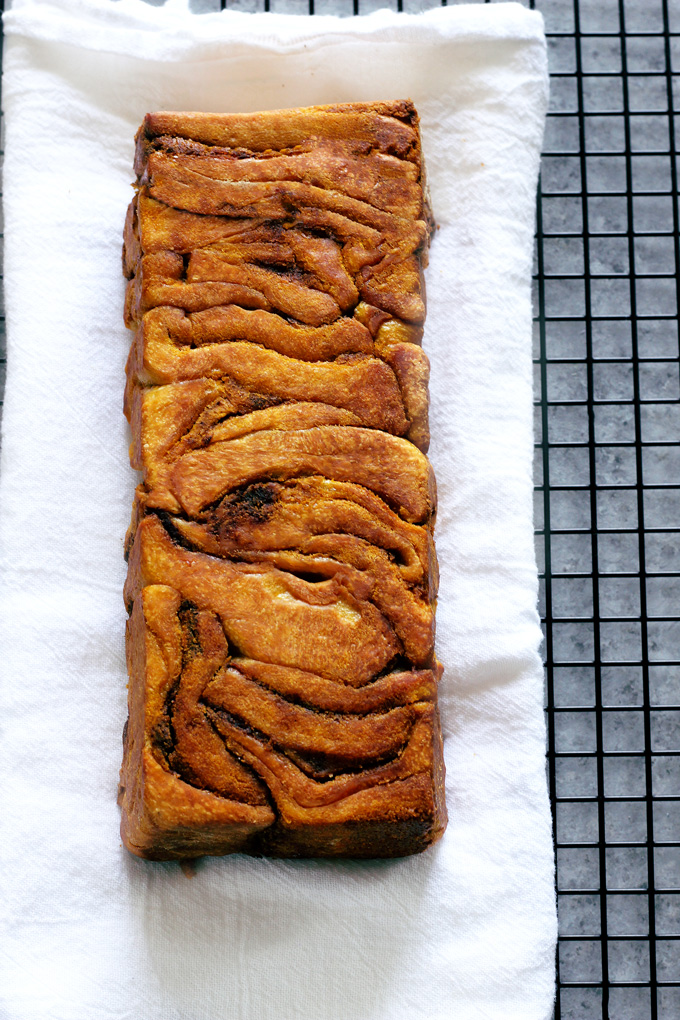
[119,102,447,859]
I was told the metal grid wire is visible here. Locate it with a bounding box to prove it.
[1,0,679,1017]
[535,1,680,1018]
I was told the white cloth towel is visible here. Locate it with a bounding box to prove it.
[0,2,555,1018]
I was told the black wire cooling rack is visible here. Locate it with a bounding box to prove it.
[535,2,680,1018]
[1,0,679,1017]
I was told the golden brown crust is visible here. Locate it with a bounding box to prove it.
[119,102,446,860]
[118,587,275,860]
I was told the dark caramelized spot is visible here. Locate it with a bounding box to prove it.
[214,482,280,531]
[151,717,175,762]
[178,601,202,661]
[283,748,398,780]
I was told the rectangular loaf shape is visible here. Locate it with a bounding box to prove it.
[118,102,447,859]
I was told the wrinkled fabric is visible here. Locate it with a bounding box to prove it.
[0,2,555,1017]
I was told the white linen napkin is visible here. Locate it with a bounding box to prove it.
[0,2,555,1017]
